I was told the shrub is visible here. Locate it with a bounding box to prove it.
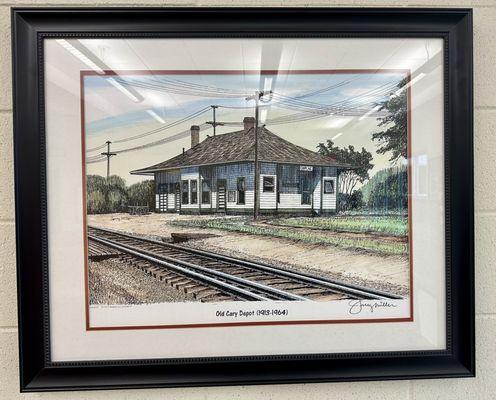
[337,190,363,211]
[361,166,407,212]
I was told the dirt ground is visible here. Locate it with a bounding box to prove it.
[88,212,222,238]
[88,213,410,296]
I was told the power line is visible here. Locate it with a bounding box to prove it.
[112,107,210,144]
[213,82,395,117]
[87,124,213,163]
[270,81,397,113]
[114,123,211,154]
[86,156,107,164]
[111,76,249,98]
[85,77,400,163]
[88,77,397,153]
[86,142,109,153]
[86,106,211,153]
[86,103,384,164]
[106,73,398,115]
[291,75,364,99]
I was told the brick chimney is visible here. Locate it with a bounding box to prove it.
[243,116,255,131]
[190,125,200,148]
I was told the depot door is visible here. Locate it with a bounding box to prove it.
[300,171,313,205]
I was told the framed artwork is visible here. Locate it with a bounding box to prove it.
[12,7,474,391]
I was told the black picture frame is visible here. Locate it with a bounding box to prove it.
[12,7,474,392]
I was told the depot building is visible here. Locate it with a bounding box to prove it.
[131,117,349,215]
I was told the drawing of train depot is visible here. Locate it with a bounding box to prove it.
[131,117,349,215]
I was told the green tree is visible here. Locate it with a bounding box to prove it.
[86,174,128,214]
[87,189,106,214]
[317,140,373,197]
[372,78,408,163]
[127,180,155,209]
[86,175,107,214]
[105,175,128,213]
[361,166,408,212]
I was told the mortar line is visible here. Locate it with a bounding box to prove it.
[0,326,17,333]
[475,210,496,216]
[476,106,496,111]
[476,313,496,319]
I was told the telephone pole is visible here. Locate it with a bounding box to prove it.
[246,90,272,220]
[101,141,117,181]
[212,105,218,136]
[206,105,221,136]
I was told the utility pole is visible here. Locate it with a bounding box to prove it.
[206,106,223,135]
[101,141,117,181]
[212,105,218,136]
[206,105,221,136]
[246,90,272,220]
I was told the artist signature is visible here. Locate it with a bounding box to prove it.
[348,300,397,315]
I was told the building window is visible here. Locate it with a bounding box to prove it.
[302,193,311,205]
[168,182,175,194]
[201,180,211,204]
[263,176,275,192]
[158,183,167,194]
[182,180,189,204]
[237,177,246,205]
[323,179,335,194]
[280,165,299,194]
[190,180,198,204]
[228,190,236,203]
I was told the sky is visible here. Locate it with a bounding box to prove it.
[84,71,407,185]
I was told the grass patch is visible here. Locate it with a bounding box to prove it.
[169,217,408,256]
[271,216,408,236]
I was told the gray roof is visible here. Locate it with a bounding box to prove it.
[131,127,348,175]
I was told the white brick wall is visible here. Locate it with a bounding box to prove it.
[1,2,495,399]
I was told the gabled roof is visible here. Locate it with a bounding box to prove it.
[131,127,348,175]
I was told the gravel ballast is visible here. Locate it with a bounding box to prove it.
[89,258,197,305]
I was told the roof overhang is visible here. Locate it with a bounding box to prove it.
[131,159,349,175]
[129,171,155,176]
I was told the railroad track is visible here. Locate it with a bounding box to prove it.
[88,226,403,303]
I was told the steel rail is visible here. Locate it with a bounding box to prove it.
[89,235,309,301]
[166,243,400,301]
[89,235,268,301]
[88,226,402,300]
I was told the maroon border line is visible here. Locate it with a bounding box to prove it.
[80,69,413,331]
